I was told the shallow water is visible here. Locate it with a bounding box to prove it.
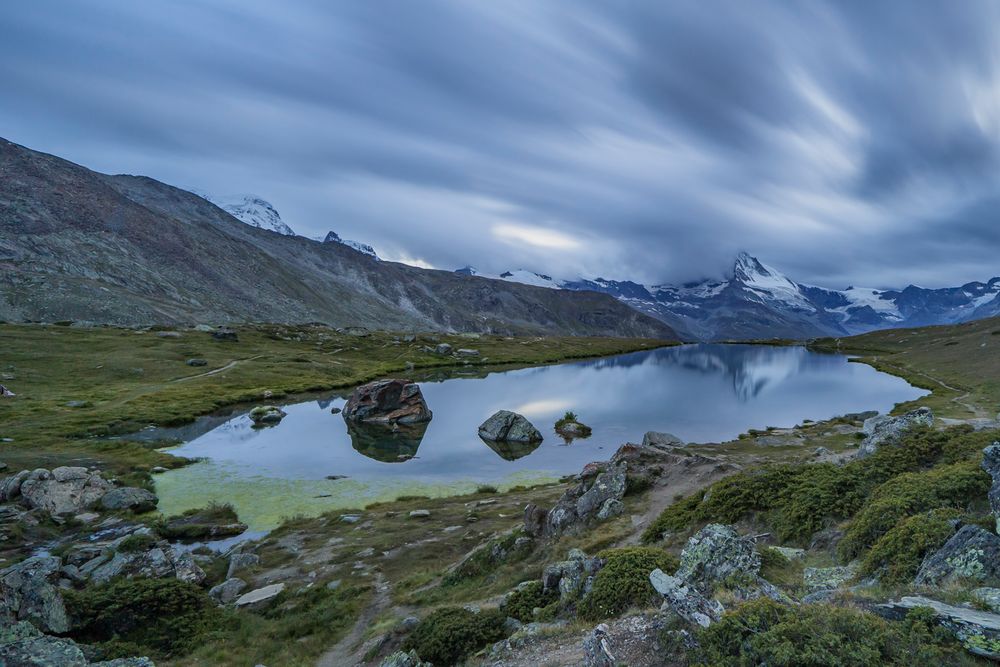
[155,344,927,528]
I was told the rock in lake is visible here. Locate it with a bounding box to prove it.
[857,407,933,458]
[342,379,432,425]
[479,410,542,443]
[915,524,1000,586]
[249,405,286,426]
[100,487,158,513]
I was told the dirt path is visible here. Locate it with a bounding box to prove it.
[316,572,394,667]
[171,355,266,383]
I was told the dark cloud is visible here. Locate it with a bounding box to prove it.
[2,1,1000,288]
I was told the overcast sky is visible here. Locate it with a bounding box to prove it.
[3,1,1000,288]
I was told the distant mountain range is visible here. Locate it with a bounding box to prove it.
[456,254,1000,341]
[0,137,676,340]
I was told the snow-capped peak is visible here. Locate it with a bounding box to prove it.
[730,252,815,312]
[209,194,294,236]
[322,231,378,259]
[455,266,480,276]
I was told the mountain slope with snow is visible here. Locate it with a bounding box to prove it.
[205,194,294,236]
[322,231,378,259]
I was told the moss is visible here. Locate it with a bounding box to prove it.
[691,598,974,666]
[578,547,680,621]
[859,508,962,584]
[402,607,508,665]
[502,581,557,622]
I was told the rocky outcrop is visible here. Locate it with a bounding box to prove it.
[857,407,933,458]
[915,524,1000,586]
[342,379,432,425]
[18,467,112,515]
[100,487,158,513]
[524,466,625,538]
[234,583,285,610]
[982,442,1000,531]
[541,549,604,603]
[0,556,69,634]
[642,431,684,447]
[803,562,859,592]
[478,410,542,443]
[209,578,247,605]
[876,596,1000,662]
[0,621,154,666]
[582,614,680,667]
[0,469,31,502]
[649,569,723,627]
[248,405,286,426]
[379,650,430,667]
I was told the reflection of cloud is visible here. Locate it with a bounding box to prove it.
[511,398,573,417]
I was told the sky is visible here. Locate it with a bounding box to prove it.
[3,1,1000,289]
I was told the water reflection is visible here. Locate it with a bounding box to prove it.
[479,437,542,461]
[346,421,427,463]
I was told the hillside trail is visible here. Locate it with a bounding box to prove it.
[170,355,266,383]
[870,358,988,419]
[316,572,395,667]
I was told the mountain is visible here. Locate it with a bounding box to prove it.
[203,194,294,236]
[322,231,377,259]
[464,252,1000,341]
[0,137,677,339]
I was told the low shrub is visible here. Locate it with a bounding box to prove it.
[475,485,499,494]
[859,508,961,584]
[156,502,243,540]
[116,533,157,553]
[691,598,972,666]
[402,607,508,665]
[502,580,557,622]
[578,547,680,621]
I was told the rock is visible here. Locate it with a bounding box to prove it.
[582,614,676,667]
[915,524,1000,586]
[339,514,361,524]
[330,407,342,415]
[156,331,181,338]
[89,542,180,585]
[857,407,933,458]
[0,556,70,633]
[227,552,260,579]
[770,546,806,561]
[212,327,238,341]
[875,595,1000,661]
[596,499,624,521]
[973,588,1000,614]
[0,624,88,666]
[676,524,761,591]
[983,443,1000,531]
[542,550,604,602]
[65,400,90,408]
[649,569,724,627]
[342,379,432,425]
[583,622,616,667]
[642,431,684,448]
[408,509,431,518]
[0,462,6,472]
[248,405,286,426]
[186,358,208,367]
[456,348,480,357]
[478,410,542,443]
[434,343,453,355]
[173,552,206,585]
[19,467,112,515]
[100,487,158,513]
[0,384,15,397]
[234,583,285,610]
[74,512,99,524]
[0,470,31,502]
[379,650,430,667]
[93,658,156,666]
[525,466,626,538]
[813,446,832,457]
[803,562,859,591]
[209,578,247,605]
[193,324,214,332]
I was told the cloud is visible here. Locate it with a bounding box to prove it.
[2,1,1000,288]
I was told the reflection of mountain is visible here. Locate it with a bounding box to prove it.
[346,422,428,463]
[479,437,541,461]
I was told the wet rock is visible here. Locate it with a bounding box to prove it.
[803,562,859,591]
[100,487,158,513]
[982,442,1000,531]
[342,379,432,425]
[0,556,69,633]
[857,407,933,458]
[915,524,1000,586]
[249,405,286,426]
[642,431,684,448]
[478,410,542,443]
[876,596,1000,662]
[209,577,247,605]
[234,583,285,610]
[649,569,723,627]
[186,358,207,367]
[212,327,238,341]
[19,467,112,515]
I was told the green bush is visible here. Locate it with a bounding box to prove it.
[692,598,972,666]
[578,547,680,621]
[65,578,225,658]
[443,530,530,584]
[402,607,508,665]
[839,460,989,560]
[155,502,242,540]
[502,581,557,622]
[117,533,156,553]
[643,426,994,545]
[859,508,961,583]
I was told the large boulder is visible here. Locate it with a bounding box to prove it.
[209,578,247,605]
[649,569,723,628]
[248,405,286,426]
[642,431,684,448]
[676,524,761,591]
[541,549,604,603]
[478,410,542,443]
[100,487,158,513]
[915,524,1000,586]
[0,622,88,666]
[876,596,1000,662]
[857,407,933,458]
[0,470,31,502]
[19,467,112,515]
[524,466,625,538]
[982,442,1000,531]
[0,556,69,634]
[342,379,432,425]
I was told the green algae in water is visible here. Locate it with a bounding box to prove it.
[155,462,556,531]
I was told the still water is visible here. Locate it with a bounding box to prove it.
[154,344,926,528]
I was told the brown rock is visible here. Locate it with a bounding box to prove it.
[342,379,432,425]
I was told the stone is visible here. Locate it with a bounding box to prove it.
[857,407,933,458]
[409,510,431,518]
[174,552,206,585]
[596,498,624,521]
[542,550,604,602]
[525,466,626,538]
[209,577,247,605]
[156,331,181,338]
[583,622,616,667]
[915,524,1000,586]
[212,327,239,341]
[876,595,1000,661]
[642,431,684,448]
[434,343,453,355]
[676,524,761,591]
[330,407,342,415]
[19,467,112,515]
[982,443,1000,531]
[973,588,1000,614]
[186,358,208,367]
[649,569,724,627]
[65,400,90,408]
[803,562,859,591]
[227,552,260,579]
[0,626,88,666]
[770,546,806,561]
[0,384,15,397]
[89,543,178,585]
[93,658,156,666]
[248,405,286,426]
[193,324,214,332]
[582,614,678,667]
[0,556,70,633]
[234,583,285,610]
[342,379,432,425]
[100,487,158,513]
[0,469,31,502]
[478,410,542,443]
[456,348,480,357]
[340,514,361,523]
[379,650,430,667]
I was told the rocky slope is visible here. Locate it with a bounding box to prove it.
[0,138,675,339]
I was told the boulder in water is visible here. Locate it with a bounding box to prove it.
[479,410,542,443]
[249,405,286,426]
[342,379,432,425]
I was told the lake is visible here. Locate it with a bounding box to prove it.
[154,344,927,529]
